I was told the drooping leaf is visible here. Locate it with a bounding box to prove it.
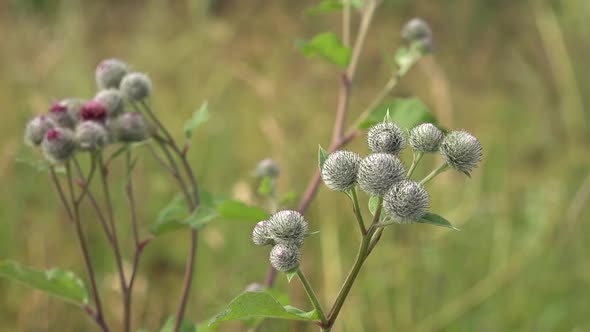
[216,200,269,222]
[417,212,460,231]
[158,316,196,332]
[296,32,351,68]
[209,291,318,326]
[318,145,329,171]
[184,101,210,139]
[150,191,220,235]
[358,98,436,130]
[0,261,88,305]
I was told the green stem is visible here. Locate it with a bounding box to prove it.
[420,163,449,185]
[296,268,328,328]
[407,152,424,178]
[350,187,366,234]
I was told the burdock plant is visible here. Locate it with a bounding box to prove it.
[210,3,482,332]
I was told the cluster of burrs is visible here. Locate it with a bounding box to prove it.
[321,119,482,224]
[252,210,309,272]
[24,59,154,163]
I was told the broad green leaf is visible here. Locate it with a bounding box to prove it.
[306,0,364,15]
[296,33,351,68]
[368,196,380,216]
[358,98,436,130]
[184,101,209,139]
[216,200,269,222]
[209,291,318,326]
[158,316,196,332]
[0,261,88,305]
[318,145,329,171]
[150,192,220,235]
[417,212,460,231]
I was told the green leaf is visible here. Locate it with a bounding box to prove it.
[296,33,351,68]
[150,192,220,235]
[0,261,88,305]
[395,47,420,76]
[209,291,318,326]
[358,98,436,130]
[217,200,269,222]
[257,176,274,197]
[158,316,196,332]
[305,0,364,16]
[417,212,460,231]
[184,101,210,139]
[368,196,380,216]
[285,270,297,283]
[318,145,329,171]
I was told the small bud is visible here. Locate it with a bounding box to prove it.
[41,128,76,163]
[321,150,361,192]
[267,210,308,247]
[439,130,482,174]
[48,102,77,129]
[94,89,124,117]
[24,115,55,146]
[368,122,406,155]
[120,72,152,101]
[252,221,273,246]
[79,100,108,123]
[269,243,301,272]
[358,153,406,196]
[255,159,280,178]
[96,58,129,89]
[383,180,429,223]
[107,112,151,142]
[75,121,110,151]
[409,123,443,153]
[401,18,432,42]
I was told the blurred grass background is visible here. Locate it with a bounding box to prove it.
[1,0,590,331]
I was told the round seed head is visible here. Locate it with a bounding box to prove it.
[383,180,429,223]
[439,130,482,174]
[252,221,273,246]
[358,153,406,196]
[41,128,76,163]
[24,115,55,146]
[120,72,152,101]
[269,243,301,272]
[368,122,406,155]
[321,150,361,192]
[402,18,432,42]
[48,101,77,129]
[94,89,124,117]
[79,100,108,123]
[75,121,110,151]
[255,158,280,178]
[267,210,308,247]
[107,112,151,143]
[409,123,443,153]
[96,58,129,89]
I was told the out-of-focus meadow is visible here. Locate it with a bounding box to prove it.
[1,0,589,331]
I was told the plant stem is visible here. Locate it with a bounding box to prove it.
[350,187,366,234]
[57,165,109,332]
[296,269,328,328]
[97,153,129,331]
[407,152,424,178]
[419,163,449,185]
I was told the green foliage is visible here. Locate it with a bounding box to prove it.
[305,0,364,16]
[394,47,420,76]
[0,261,88,306]
[358,98,436,129]
[257,176,274,197]
[216,200,269,222]
[296,33,351,68]
[417,212,460,231]
[158,316,196,332]
[184,101,209,139]
[209,291,318,326]
[150,192,218,235]
[318,144,329,170]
